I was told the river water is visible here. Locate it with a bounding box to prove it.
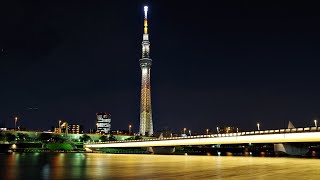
[1,153,320,179]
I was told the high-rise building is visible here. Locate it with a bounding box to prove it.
[96,113,111,134]
[139,6,153,136]
[67,124,83,134]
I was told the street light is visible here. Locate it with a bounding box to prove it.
[189,130,191,136]
[129,125,132,135]
[314,120,318,128]
[58,120,62,133]
[14,117,18,131]
[257,123,260,131]
[216,127,220,133]
[206,129,209,135]
[59,120,62,128]
[183,128,186,134]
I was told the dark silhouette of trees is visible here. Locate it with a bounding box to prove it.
[108,135,117,141]
[5,133,16,142]
[79,134,91,142]
[0,133,5,141]
[37,133,52,142]
[99,135,108,142]
[17,133,30,142]
[125,136,142,140]
[52,135,66,143]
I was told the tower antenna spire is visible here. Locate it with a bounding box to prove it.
[144,6,148,34]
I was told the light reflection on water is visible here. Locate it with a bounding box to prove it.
[0,153,320,179]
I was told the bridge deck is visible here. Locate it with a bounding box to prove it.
[85,127,320,148]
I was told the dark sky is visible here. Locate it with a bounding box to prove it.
[1,1,320,133]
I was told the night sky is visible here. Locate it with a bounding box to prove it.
[1,1,320,133]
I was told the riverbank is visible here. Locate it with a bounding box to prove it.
[2,143,320,157]
[0,142,85,153]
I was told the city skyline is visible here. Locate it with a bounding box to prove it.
[1,1,320,132]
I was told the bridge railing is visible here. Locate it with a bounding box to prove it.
[85,126,320,145]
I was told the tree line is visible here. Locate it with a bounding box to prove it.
[0,132,130,143]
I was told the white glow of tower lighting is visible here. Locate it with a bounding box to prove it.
[142,68,148,76]
[144,6,148,18]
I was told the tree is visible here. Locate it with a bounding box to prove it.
[108,135,117,141]
[17,133,30,142]
[134,136,142,140]
[99,135,108,142]
[52,135,66,143]
[37,133,52,142]
[125,137,135,140]
[79,134,91,142]
[5,133,16,142]
[125,136,142,140]
[0,133,5,142]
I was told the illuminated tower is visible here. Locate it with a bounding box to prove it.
[139,6,153,136]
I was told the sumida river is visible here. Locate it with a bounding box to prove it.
[1,153,320,179]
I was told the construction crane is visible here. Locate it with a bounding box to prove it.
[60,122,68,136]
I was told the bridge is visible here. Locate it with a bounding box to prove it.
[85,127,320,151]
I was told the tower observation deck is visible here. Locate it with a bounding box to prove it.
[139,6,153,136]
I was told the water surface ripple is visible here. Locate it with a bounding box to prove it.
[1,153,319,179]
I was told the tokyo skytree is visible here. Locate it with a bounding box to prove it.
[139,6,153,136]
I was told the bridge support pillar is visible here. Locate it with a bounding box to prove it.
[147,146,175,154]
[274,143,309,156]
